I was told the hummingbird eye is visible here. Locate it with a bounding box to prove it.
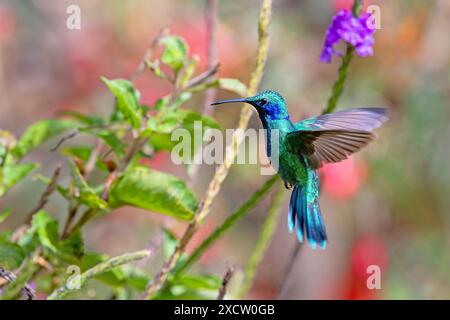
[260,98,268,106]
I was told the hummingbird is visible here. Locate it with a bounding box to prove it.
[212,90,388,249]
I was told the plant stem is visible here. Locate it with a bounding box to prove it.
[323,46,354,115]
[322,0,363,115]
[217,265,235,300]
[24,164,62,224]
[143,0,273,300]
[47,250,150,300]
[237,184,286,298]
[174,176,279,276]
[276,242,303,298]
[203,0,219,116]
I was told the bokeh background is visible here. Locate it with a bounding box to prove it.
[1,0,449,299]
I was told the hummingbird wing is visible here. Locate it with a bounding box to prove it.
[294,107,389,131]
[288,108,388,169]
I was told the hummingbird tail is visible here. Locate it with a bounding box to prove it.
[287,171,328,249]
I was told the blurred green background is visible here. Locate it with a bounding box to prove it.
[0,0,449,299]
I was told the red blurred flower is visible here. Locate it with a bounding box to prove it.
[0,5,16,42]
[345,234,389,299]
[332,0,372,12]
[320,157,366,200]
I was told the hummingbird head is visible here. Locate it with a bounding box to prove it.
[211,90,289,120]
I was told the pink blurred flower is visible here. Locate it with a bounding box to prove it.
[320,157,366,200]
[0,5,16,42]
[345,234,389,299]
[332,0,372,12]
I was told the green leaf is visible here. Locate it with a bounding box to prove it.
[0,208,12,224]
[59,111,105,126]
[161,36,188,72]
[175,274,221,291]
[0,240,25,269]
[61,146,109,172]
[94,130,126,157]
[219,78,248,97]
[68,160,108,210]
[30,210,59,254]
[178,56,199,88]
[148,109,220,154]
[155,273,220,300]
[0,163,38,196]
[162,228,179,260]
[78,253,150,291]
[58,232,85,263]
[101,77,142,129]
[109,165,197,220]
[12,119,80,159]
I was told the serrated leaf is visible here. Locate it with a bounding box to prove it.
[109,165,197,220]
[68,160,108,210]
[219,78,248,97]
[0,240,25,270]
[12,119,80,159]
[149,109,220,154]
[101,77,142,129]
[0,163,38,196]
[161,36,188,72]
[30,210,59,254]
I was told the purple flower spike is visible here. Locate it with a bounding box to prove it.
[320,9,376,63]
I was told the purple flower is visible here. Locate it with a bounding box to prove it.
[320,10,376,63]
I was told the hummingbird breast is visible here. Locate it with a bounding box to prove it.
[262,118,308,186]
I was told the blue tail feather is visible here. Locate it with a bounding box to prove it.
[287,171,328,250]
[295,187,304,242]
[287,186,297,233]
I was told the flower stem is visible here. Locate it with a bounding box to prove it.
[323,0,363,115]
[174,176,280,277]
[47,250,150,300]
[323,45,354,115]
[237,184,286,299]
[142,0,273,300]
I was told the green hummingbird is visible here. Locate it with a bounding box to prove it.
[212,90,388,249]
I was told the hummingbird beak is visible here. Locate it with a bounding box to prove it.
[210,98,248,106]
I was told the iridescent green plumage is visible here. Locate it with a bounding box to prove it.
[213,91,388,249]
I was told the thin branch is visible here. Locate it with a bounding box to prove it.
[143,0,273,299]
[84,140,102,178]
[47,250,150,300]
[24,164,62,224]
[50,130,78,152]
[217,265,235,300]
[185,64,220,89]
[276,242,303,299]
[130,26,170,82]
[237,184,285,298]
[203,0,219,116]
[61,203,79,239]
[174,176,279,276]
